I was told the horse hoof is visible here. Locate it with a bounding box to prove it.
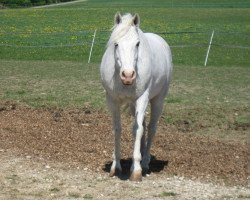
[142,167,149,175]
[130,171,142,182]
[109,168,122,177]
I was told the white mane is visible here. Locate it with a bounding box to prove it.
[108,14,138,46]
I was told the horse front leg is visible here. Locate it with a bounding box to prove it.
[107,96,122,177]
[130,104,146,160]
[130,93,149,181]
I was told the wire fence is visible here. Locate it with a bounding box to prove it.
[0,29,249,66]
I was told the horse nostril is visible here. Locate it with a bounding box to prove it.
[132,71,135,78]
[130,71,136,80]
[122,71,126,78]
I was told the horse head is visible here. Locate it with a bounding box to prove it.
[111,13,140,85]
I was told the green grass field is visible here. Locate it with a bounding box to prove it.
[0,0,250,66]
[0,1,249,140]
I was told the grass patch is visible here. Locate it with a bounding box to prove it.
[50,187,60,192]
[163,64,250,140]
[0,60,104,109]
[161,191,178,197]
[68,192,81,198]
[83,194,93,199]
[238,194,250,199]
[5,174,20,185]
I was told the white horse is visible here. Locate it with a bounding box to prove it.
[100,13,173,181]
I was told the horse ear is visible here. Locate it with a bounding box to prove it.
[114,12,122,25]
[133,13,140,27]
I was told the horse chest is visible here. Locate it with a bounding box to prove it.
[113,86,136,101]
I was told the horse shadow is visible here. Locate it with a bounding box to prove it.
[102,155,168,180]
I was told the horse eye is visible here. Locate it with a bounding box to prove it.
[136,41,140,47]
[114,43,118,47]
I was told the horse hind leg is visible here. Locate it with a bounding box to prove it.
[141,96,165,173]
[109,157,122,177]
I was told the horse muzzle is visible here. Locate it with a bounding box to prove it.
[120,69,136,85]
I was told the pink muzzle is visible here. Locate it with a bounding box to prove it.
[120,69,136,85]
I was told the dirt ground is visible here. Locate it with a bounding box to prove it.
[0,102,249,199]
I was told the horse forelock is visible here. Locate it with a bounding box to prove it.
[108,14,138,46]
